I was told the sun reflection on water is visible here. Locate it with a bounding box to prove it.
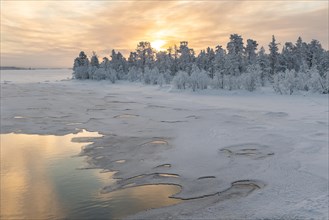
[0,130,181,219]
[0,130,103,219]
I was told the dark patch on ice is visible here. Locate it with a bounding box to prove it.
[231,179,264,189]
[27,107,50,110]
[265,112,288,117]
[247,126,267,130]
[160,120,188,123]
[114,114,139,118]
[124,174,146,181]
[142,140,168,145]
[107,100,137,104]
[232,114,246,119]
[172,180,264,200]
[185,115,200,119]
[49,115,70,119]
[220,143,274,159]
[197,176,216,180]
[172,108,188,111]
[312,132,326,137]
[102,172,180,193]
[147,104,168,108]
[86,108,107,111]
[154,164,172,169]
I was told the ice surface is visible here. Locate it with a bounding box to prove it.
[1,69,71,83]
[1,70,328,219]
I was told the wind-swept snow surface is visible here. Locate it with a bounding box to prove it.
[1,70,328,219]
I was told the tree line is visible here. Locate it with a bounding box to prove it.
[73,34,329,94]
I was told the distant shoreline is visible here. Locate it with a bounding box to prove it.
[0,66,71,70]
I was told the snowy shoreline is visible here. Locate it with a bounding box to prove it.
[1,72,328,219]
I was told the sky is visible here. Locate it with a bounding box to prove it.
[1,0,328,68]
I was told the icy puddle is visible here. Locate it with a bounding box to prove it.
[0,130,181,220]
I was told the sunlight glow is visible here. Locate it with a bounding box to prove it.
[151,40,166,51]
[1,1,327,67]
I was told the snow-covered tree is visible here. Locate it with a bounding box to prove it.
[143,67,163,85]
[245,39,258,65]
[213,45,226,73]
[155,51,174,76]
[128,52,138,69]
[136,42,154,73]
[73,51,90,79]
[294,37,307,72]
[110,49,127,79]
[241,64,262,91]
[227,34,244,75]
[71,35,328,94]
[295,70,310,91]
[127,66,141,82]
[256,46,270,85]
[172,70,189,89]
[273,69,297,95]
[90,51,99,67]
[189,64,210,91]
[88,51,100,79]
[196,47,215,78]
[309,67,328,93]
[212,70,225,89]
[93,67,107,80]
[223,74,241,90]
[167,45,179,75]
[177,41,195,74]
[280,42,296,72]
[269,35,279,76]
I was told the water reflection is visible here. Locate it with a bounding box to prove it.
[0,130,181,219]
[1,130,102,219]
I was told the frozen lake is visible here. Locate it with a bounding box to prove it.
[1,69,327,219]
[1,69,72,83]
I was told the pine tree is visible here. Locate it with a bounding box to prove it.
[177,41,195,74]
[256,46,270,85]
[73,51,90,79]
[136,41,154,73]
[280,42,295,72]
[294,37,307,72]
[227,34,244,75]
[245,39,258,65]
[110,49,127,79]
[269,35,279,76]
[88,51,100,79]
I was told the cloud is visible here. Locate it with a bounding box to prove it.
[1,0,328,68]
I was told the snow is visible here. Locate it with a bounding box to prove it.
[1,69,328,219]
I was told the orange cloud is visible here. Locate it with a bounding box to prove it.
[1,1,328,68]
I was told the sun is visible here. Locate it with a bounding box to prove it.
[151,40,166,51]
